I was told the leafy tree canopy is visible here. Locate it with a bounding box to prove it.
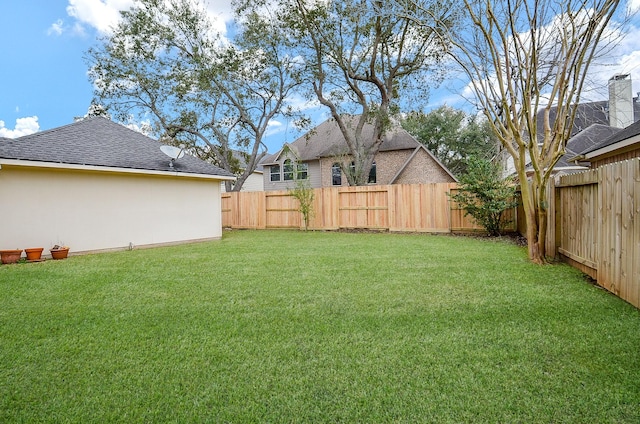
[238,0,456,185]
[402,106,500,177]
[86,0,304,191]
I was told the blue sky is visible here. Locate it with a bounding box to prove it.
[2,0,640,153]
[0,1,97,137]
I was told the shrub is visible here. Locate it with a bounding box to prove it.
[450,157,519,236]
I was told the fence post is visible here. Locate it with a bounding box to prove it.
[552,177,561,260]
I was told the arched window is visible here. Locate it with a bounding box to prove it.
[270,164,280,182]
[332,163,342,185]
[368,161,376,184]
[283,159,294,180]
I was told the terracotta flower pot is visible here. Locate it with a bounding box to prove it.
[25,248,44,261]
[0,249,23,264]
[50,248,70,260]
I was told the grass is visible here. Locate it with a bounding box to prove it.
[1,230,639,423]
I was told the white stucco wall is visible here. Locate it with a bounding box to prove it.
[0,164,224,255]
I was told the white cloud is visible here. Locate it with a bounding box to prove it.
[62,0,233,35]
[65,0,134,34]
[47,19,65,36]
[264,120,285,138]
[0,117,40,138]
[627,0,640,14]
[123,116,153,136]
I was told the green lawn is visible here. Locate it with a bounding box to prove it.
[1,230,639,423]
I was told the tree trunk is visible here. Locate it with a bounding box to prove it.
[520,179,546,264]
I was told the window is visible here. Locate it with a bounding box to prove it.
[297,162,309,180]
[349,161,357,180]
[368,161,376,184]
[347,161,376,183]
[283,159,294,181]
[270,164,280,182]
[332,163,342,186]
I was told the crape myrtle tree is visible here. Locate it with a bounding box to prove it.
[401,106,501,177]
[87,0,303,191]
[239,0,455,186]
[404,0,623,263]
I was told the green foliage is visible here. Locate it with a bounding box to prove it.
[289,177,315,230]
[402,106,500,176]
[86,0,303,191]
[258,0,455,186]
[283,145,315,229]
[450,157,519,236]
[1,231,639,422]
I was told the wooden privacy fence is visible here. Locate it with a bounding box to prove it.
[222,183,517,233]
[549,158,640,309]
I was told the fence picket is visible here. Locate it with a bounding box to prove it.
[556,159,640,308]
[223,163,639,309]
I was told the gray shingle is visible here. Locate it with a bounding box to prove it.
[579,119,640,156]
[266,115,420,163]
[0,117,234,177]
[559,124,622,165]
[538,99,640,139]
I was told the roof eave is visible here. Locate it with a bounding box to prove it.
[0,158,236,181]
[584,135,640,159]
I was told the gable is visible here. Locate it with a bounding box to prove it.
[390,147,457,184]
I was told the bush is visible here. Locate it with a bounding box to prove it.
[450,157,518,236]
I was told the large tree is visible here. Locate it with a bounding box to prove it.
[246,0,454,185]
[406,0,623,263]
[87,0,303,191]
[401,106,500,176]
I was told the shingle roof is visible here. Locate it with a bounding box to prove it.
[579,119,640,156]
[0,117,233,177]
[537,98,640,139]
[263,115,421,164]
[560,124,622,165]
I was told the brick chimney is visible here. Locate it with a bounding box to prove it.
[608,74,634,128]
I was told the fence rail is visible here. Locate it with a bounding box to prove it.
[222,168,639,308]
[222,183,517,234]
[550,158,640,309]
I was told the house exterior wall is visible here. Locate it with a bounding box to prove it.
[263,155,321,191]
[0,165,223,255]
[241,172,265,191]
[318,149,455,187]
[221,171,264,192]
[590,147,640,167]
[393,148,456,184]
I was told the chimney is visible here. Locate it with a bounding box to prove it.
[608,74,633,128]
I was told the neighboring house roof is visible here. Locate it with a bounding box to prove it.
[0,117,234,178]
[523,124,621,175]
[263,115,457,181]
[231,149,264,173]
[538,98,640,139]
[578,119,640,159]
[264,115,433,160]
[559,124,622,166]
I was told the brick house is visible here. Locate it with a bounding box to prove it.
[262,116,456,190]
